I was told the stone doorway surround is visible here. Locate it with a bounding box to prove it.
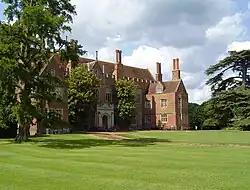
[96,103,114,128]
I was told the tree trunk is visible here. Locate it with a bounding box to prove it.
[15,124,30,143]
[242,65,247,86]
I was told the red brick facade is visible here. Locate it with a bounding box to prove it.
[31,49,189,134]
[30,55,69,135]
[76,50,189,130]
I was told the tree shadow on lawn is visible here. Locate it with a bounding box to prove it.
[30,137,172,149]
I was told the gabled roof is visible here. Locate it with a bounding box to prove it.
[79,57,115,74]
[78,57,154,81]
[148,80,181,94]
[121,65,154,81]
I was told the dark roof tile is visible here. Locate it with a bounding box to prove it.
[78,57,154,81]
[148,80,180,94]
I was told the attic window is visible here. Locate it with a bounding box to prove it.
[156,86,163,93]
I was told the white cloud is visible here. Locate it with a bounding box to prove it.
[205,13,245,42]
[228,41,250,51]
[69,0,247,103]
[188,85,211,105]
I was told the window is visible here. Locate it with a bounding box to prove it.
[55,87,65,98]
[55,109,63,119]
[156,87,163,93]
[105,92,112,103]
[136,91,141,103]
[144,115,152,124]
[47,108,63,119]
[179,97,183,120]
[160,113,168,123]
[50,69,55,76]
[55,87,61,97]
[145,100,151,109]
[95,89,100,101]
[160,99,168,107]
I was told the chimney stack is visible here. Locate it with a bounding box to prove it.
[114,49,123,81]
[116,49,122,64]
[96,51,98,61]
[172,58,181,80]
[156,62,162,82]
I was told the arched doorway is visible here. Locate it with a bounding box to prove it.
[102,115,108,128]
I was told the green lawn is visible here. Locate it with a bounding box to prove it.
[1,131,250,190]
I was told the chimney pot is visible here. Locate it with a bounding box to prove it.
[156,62,162,82]
[173,59,176,70]
[156,62,161,74]
[96,51,98,61]
[172,58,181,80]
[176,58,180,70]
[119,50,122,63]
[116,49,122,63]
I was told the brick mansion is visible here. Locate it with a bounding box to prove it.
[31,49,189,133]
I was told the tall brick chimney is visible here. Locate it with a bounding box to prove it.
[116,49,122,64]
[114,49,123,81]
[96,50,98,61]
[172,58,181,80]
[155,62,162,82]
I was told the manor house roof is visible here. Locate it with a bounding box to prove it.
[78,57,154,81]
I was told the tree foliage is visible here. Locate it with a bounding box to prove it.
[188,103,204,129]
[0,0,78,142]
[205,50,250,130]
[202,86,250,130]
[60,39,86,68]
[115,79,136,129]
[68,64,100,130]
[206,50,250,95]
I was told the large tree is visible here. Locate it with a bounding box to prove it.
[205,50,250,130]
[202,86,250,130]
[0,0,78,142]
[115,79,136,130]
[206,50,250,95]
[68,64,100,130]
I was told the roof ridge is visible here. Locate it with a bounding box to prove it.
[80,56,154,72]
[122,64,148,70]
[174,80,181,92]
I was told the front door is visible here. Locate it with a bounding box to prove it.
[102,115,108,128]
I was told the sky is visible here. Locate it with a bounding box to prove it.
[1,0,250,104]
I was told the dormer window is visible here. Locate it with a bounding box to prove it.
[156,86,163,93]
[155,82,164,93]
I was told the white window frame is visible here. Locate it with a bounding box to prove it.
[105,92,112,103]
[160,99,168,107]
[144,100,151,109]
[160,113,168,123]
[156,87,163,93]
